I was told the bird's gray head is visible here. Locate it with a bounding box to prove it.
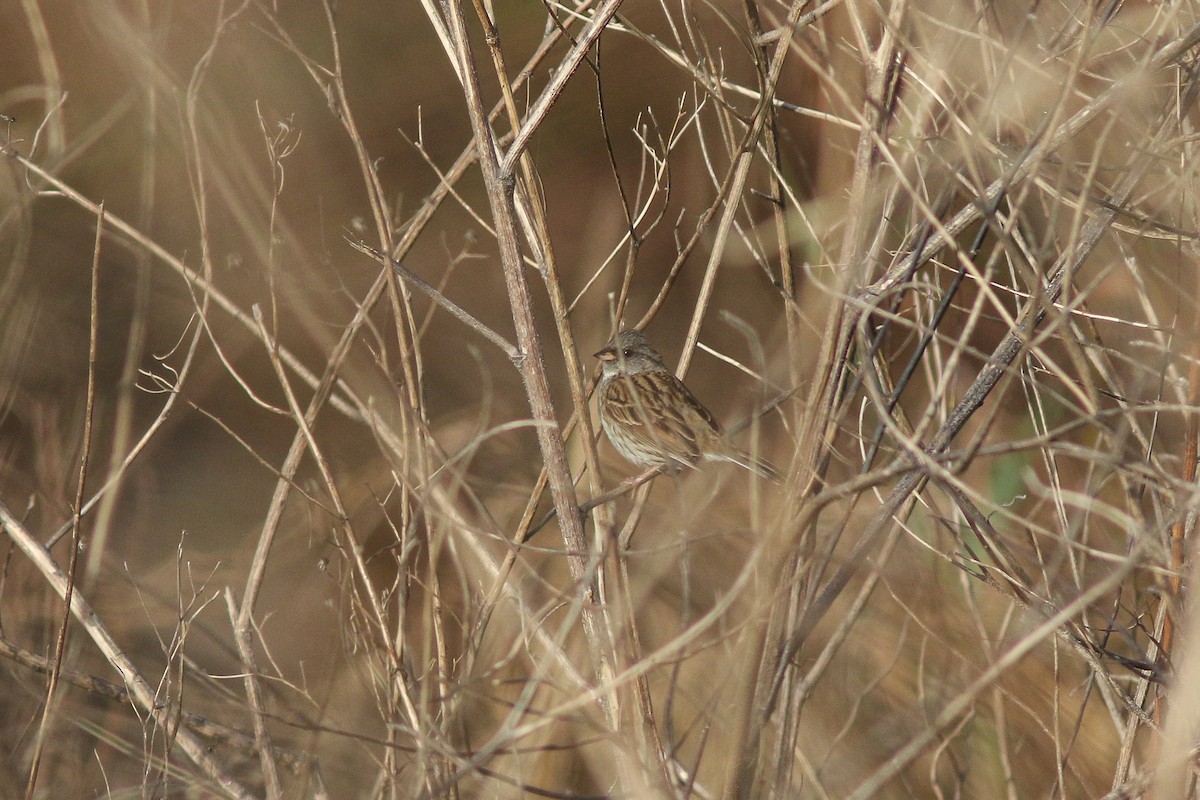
[594,329,666,377]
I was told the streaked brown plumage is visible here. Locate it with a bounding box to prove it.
[594,330,779,481]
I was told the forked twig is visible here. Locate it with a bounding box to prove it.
[0,504,255,800]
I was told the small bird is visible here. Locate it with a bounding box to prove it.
[594,329,779,481]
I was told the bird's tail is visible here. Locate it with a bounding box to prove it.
[719,449,782,483]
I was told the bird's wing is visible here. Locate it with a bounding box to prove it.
[604,373,712,464]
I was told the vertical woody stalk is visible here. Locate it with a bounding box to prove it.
[440,0,620,704]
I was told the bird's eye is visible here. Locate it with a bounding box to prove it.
[622,349,633,357]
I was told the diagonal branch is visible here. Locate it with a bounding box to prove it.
[0,504,255,800]
[349,239,519,359]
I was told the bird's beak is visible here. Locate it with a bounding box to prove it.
[594,345,616,361]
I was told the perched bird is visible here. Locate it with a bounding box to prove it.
[594,329,779,481]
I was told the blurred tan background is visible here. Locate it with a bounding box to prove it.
[2,1,1197,798]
